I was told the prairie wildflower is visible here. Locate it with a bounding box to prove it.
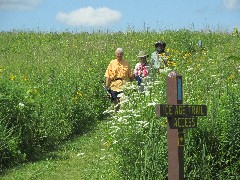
[103,141,110,148]
[18,102,25,107]
[33,88,38,95]
[183,52,191,60]
[161,119,168,127]
[147,102,157,107]
[73,96,79,101]
[77,153,85,157]
[99,156,106,160]
[103,109,115,114]
[18,102,25,110]
[168,61,176,67]
[10,74,16,81]
[187,67,193,72]
[22,75,28,81]
[76,91,82,97]
[228,74,235,80]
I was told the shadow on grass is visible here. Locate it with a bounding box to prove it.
[0,117,101,176]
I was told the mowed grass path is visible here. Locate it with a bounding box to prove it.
[1,120,120,180]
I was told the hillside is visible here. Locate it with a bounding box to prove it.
[0,30,239,179]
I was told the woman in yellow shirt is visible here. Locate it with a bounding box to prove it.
[105,47,133,111]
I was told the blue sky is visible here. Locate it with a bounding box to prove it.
[0,0,240,32]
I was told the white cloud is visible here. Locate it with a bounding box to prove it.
[0,0,42,10]
[56,6,122,27]
[223,0,240,10]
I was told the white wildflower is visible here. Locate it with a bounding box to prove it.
[110,126,120,131]
[122,83,136,90]
[143,122,149,128]
[133,91,139,96]
[117,117,124,122]
[187,67,193,71]
[136,121,149,128]
[122,115,132,118]
[119,98,129,105]
[153,81,161,85]
[115,109,126,114]
[18,102,25,107]
[136,121,145,125]
[144,90,150,96]
[147,102,157,106]
[112,140,118,144]
[100,156,106,160]
[77,152,85,156]
[160,67,172,74]
[103,109,115,114]
[146,85,153,88]
[18,103,25,110]
[133,114,141,117]
[117,92,124,98]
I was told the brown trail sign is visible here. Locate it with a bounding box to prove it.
[156,71,207,180]
[156,105,207,129]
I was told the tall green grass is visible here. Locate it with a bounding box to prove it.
[104,30,240,179]
[0,29,239,179]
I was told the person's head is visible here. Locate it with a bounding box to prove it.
[115,47,124,61]
[137,51,147,63]
[155,41,166,53]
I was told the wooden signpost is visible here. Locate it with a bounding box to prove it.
[156,71,207,180]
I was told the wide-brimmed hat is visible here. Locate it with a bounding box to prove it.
[137,51,147,57]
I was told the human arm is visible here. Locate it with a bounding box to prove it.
[128,65,134,82]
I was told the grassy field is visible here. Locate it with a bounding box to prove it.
[0,120,121,179]
[0,29,239,179]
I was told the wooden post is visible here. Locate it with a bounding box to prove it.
[156,71,207,180]
[166,71,184,180]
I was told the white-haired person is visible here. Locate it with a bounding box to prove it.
[105,48,133,111]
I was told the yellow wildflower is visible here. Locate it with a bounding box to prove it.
[33,88,38,95]
[22,75,28,81]
[76,91,82,97]
[161,119,168,127]
[159,53,165,57]
[228,74,235,80]
[73,96,79,101]
[184,52,191,57]
[10,74,16,81]
[168,61,177,67]
[104,141,110,148]
[201,50,207,55]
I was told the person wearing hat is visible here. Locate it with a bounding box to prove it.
[150,40,168,70]
[134,51,149,85]
[105,47,133,111]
